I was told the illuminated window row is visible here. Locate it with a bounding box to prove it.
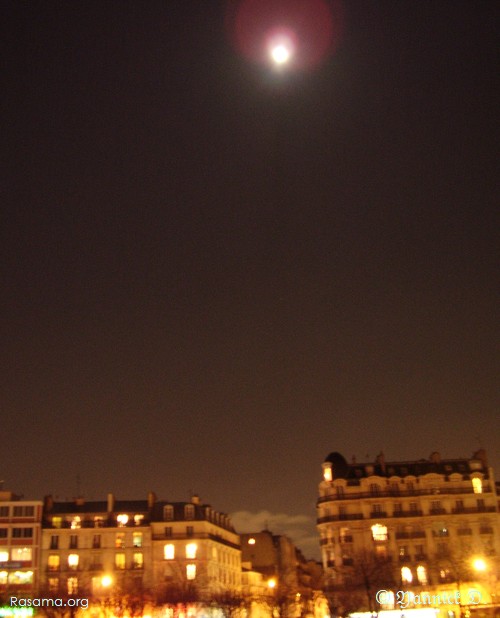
[47,552,144,570]
[0,570,34,585]
[51,514,145,529]
[163,542,198,560]
[0,547,33,561]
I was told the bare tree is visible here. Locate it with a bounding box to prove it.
[329,549,395,613]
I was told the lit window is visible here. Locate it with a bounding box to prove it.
[472,478,483,494]
[323,465,332,482]
[48,555,60,571]
[70,516,81,529]
[417,565,428,585]
[134,514,144,526]
[48,577,59,593]
[248,538,256,545]
[0,550,9,562]
[12,547,32,561]
[186,564,196,580]
[117,514,129,527]
[0,571,7,584]
[133,532,142,548]
[67,576,78,595]
[94,516,104,528]
[115,533,125,549]
[186,543,197,559]
[375,545,387,557]
[164,544,175,560]
[9,570,33,584]
[68,554,79,568]
[52,517,62,528]
[371,524,388,541]
[133,552,143,569]
[340,528,351,542]
[115,553,126,569]
[401,566,412,583]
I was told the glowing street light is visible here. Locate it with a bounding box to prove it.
[472,558,487,572]
[101,575,113,588]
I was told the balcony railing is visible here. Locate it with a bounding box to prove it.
[394,510,424,517]
[317,514,364,524]
[317,484,492,503]
[452,506,497,514]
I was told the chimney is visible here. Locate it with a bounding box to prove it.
[75,497,85,506]
[376,451,386,474]
[430,452,441,464]
[473,449,488,469]
[191,494,200,505]
[148,491,156,509]
[44,495,54,513]
[107,493,115,513]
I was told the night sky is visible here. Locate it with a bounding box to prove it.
[2,1,498,559]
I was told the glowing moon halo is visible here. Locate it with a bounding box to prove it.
[270,43,291,65]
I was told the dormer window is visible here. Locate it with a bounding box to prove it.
[184,504,194,520]
[70,516,81,530]
[164,506,174,521]
[94,516,104,528]
[472,478,483,494]
[116,514,129,527]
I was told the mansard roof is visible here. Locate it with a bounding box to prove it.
[324,450,490,481]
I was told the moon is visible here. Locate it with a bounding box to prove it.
[270,43,292,65]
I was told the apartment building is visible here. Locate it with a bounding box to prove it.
[0,491,43,596]
[317,450,499,608]
[40,493,153,597]
[150,495,241,601]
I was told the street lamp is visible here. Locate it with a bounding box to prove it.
[472,558,487,573]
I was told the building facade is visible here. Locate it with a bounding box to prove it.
[0,491,43,597]
[40,493,154,598]
[150,495,241,601]
[317,450,500,611]
[39,493,241,602]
